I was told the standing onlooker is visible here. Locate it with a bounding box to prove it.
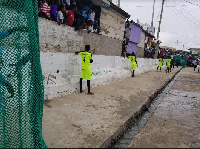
[66,0,70,6]
[73,9,82,30]
[192,59,197,71]
[50,0,58,22]
[66,4,75,27]
[125,23,131,40]
[41,0,51,20]
[87,20,93,33]
[57,4,66,25]
[81,8,88,22]
[87,9,92,22]
[93,20,99,34]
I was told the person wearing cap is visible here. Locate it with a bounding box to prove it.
[127,52,137,77]
[75,45,94,95]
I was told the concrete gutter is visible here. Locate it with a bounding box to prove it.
[100,67,183,148]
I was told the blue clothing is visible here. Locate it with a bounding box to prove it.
[82,10,87,18]
[50,4,58,22]
[93,20,98,26]
[87,14,91,21]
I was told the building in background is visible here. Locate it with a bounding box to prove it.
[160,46,176,52]
[188,48,200,54]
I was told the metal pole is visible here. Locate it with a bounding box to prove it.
[118,0,120,7]
[156,0,165,53]
[151,0,156,27]
[157,0,165,40]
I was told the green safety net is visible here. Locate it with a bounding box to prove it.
[174,55,187,66]
[0,0,47,148]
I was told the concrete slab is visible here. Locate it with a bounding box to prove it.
[42,67,181,148]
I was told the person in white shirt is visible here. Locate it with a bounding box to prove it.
[90,11,95,22]
[57,4,66,25]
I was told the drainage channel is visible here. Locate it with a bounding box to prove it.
[110,69,182,148]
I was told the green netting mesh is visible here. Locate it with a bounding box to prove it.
[0,0,47,148]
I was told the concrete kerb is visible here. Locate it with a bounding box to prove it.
[100,67,183,148]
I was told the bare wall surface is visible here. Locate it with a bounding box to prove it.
[39,18,83,53]
[81,31,122,56]
[39,18,123,56]
[100,8,125,40]
[41,52,162,100]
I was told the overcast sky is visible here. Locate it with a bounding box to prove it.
[113,0,200,51]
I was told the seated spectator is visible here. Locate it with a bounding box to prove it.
[93,20,98,33]
[66,4,75,27]
[81,9,88,20]
[50,0,58,22]
[87,20,93,33]
[41,0,51,20]
[87,9,95,23]
[38,1,42,17]
[57,4,66,25]
[90,10,95,22]
[87,9,92,22]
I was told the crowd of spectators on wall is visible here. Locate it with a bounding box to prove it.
[185,51,200,67]
[157,48,175,59]
[144,39,156,58]
[38,0,101,34]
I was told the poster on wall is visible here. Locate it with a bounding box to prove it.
[129,24,142,44]
[147,27,155,36]
[126,24,142,54]
[126,42,137,54]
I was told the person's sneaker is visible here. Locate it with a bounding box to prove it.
[87,92,94,95]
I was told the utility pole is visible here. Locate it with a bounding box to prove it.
[118,0,120,7]
[156,0,165,52]
[157,0,165,40]
[151,0,156,27]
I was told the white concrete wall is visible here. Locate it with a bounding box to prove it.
[41,52,163,100]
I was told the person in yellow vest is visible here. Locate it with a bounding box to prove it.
[127,52,137,77]
[75,45,94,95]
[165,56,172,73]
[157,57,163,71]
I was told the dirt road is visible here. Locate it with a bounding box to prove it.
[129,68,200,148]
[42,67,181,148]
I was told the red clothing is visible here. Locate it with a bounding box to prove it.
[41,2,50,18]
[66,10,74,26]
